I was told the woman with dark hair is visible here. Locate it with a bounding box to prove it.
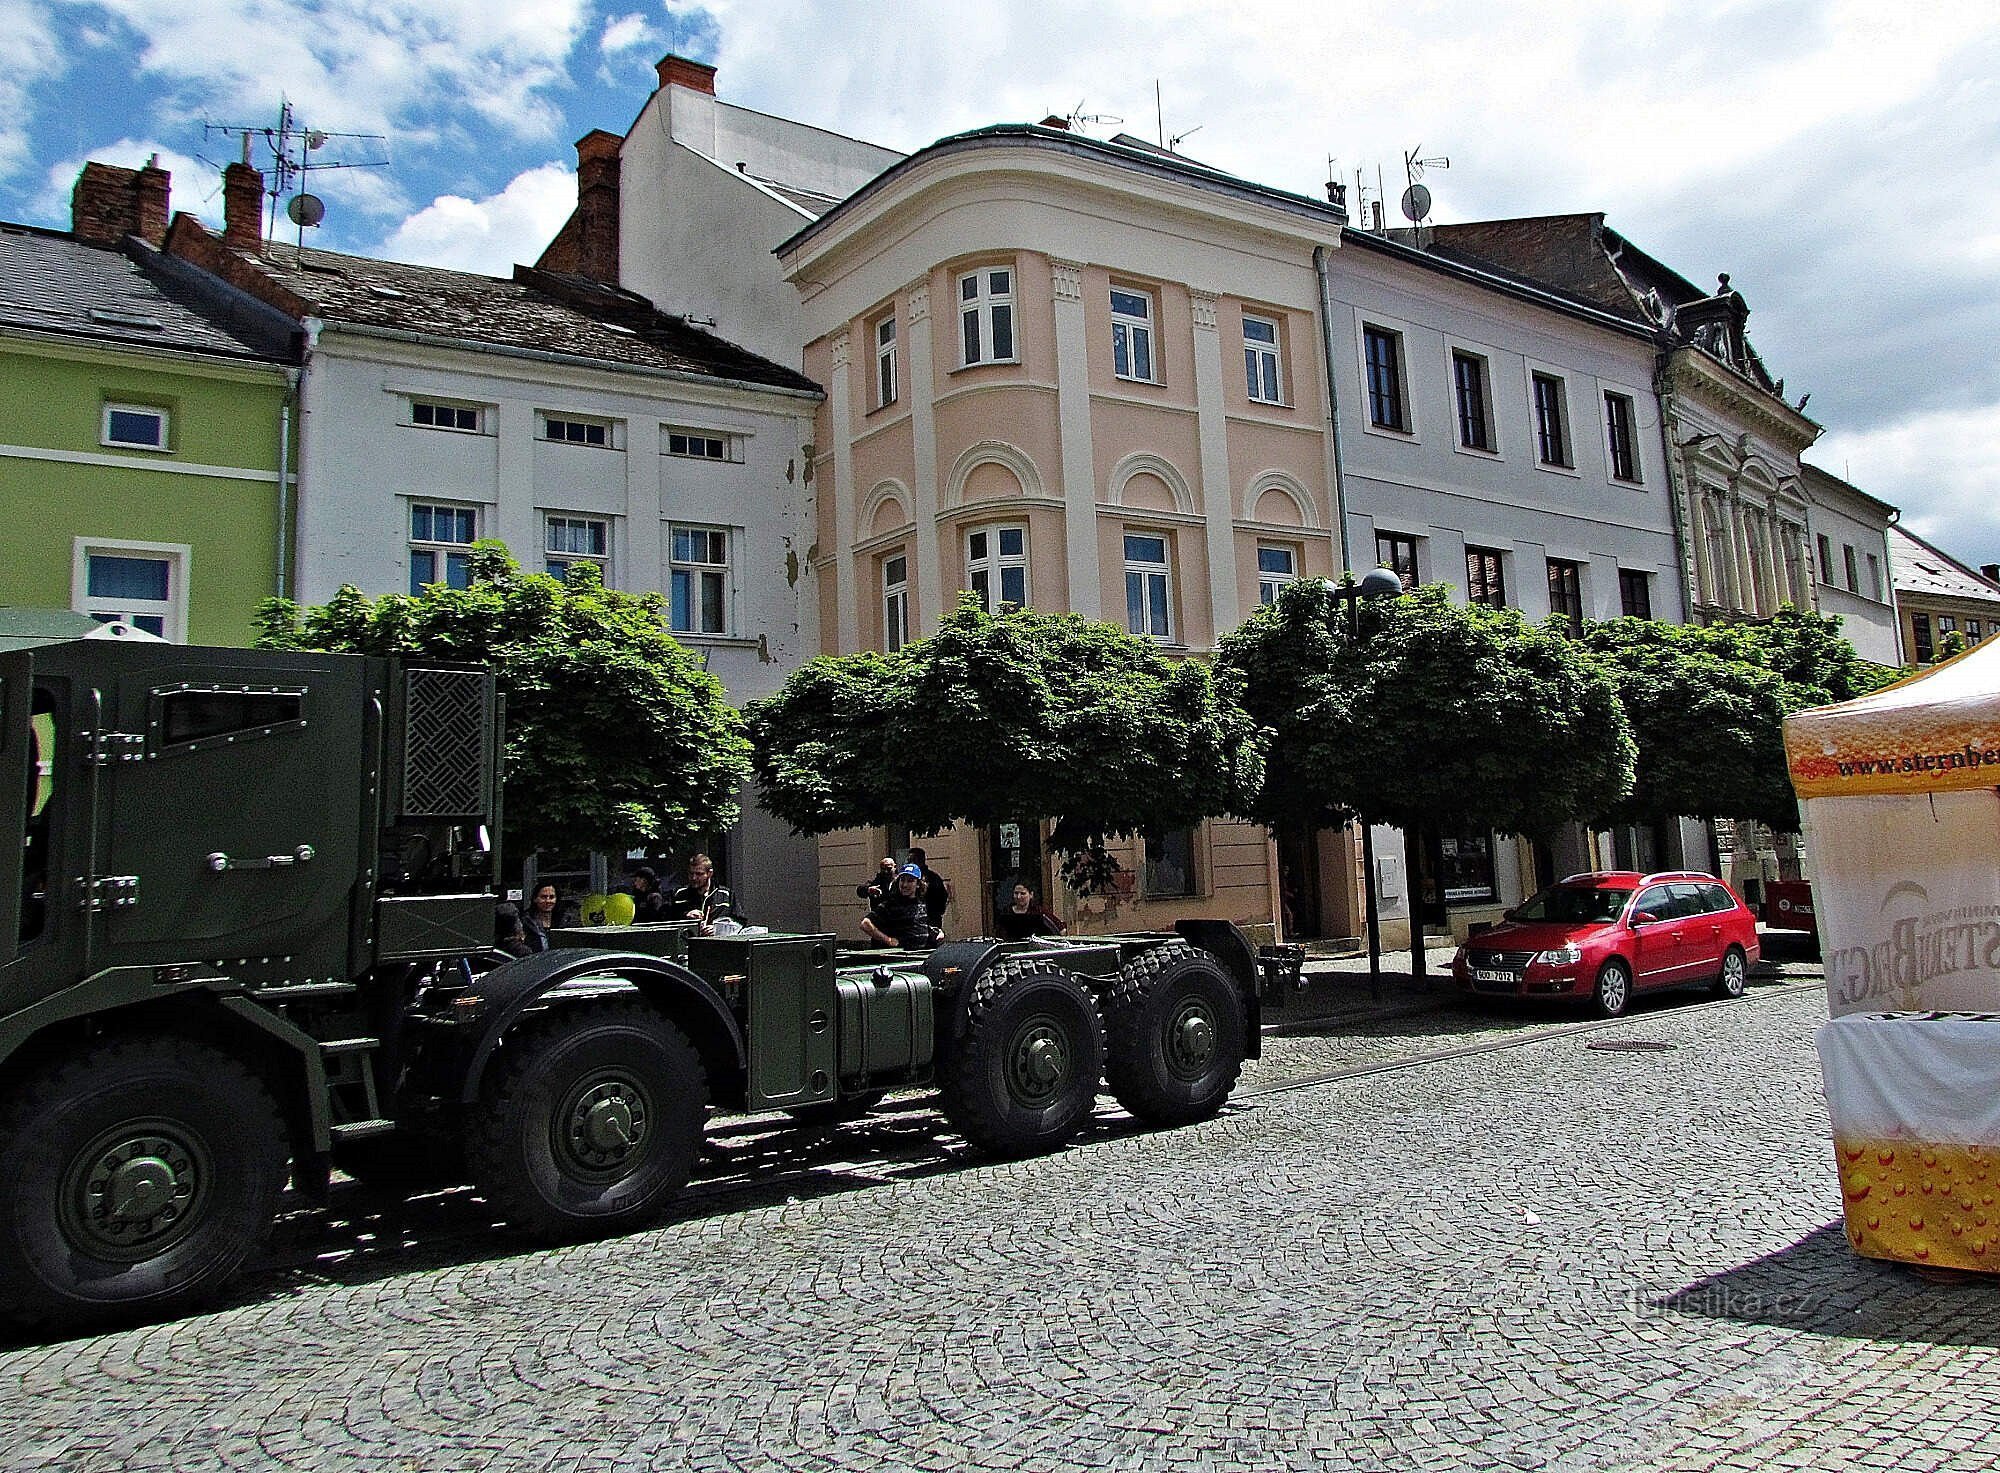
[994,880,1064,941]
[522,882,558,952]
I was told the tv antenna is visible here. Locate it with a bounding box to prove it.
[1401,144,1450,245]
[1151,81,1202,153]
[203,99,389,248]
[1065,99,1123,135]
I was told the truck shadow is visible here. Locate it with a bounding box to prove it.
[1644,1222,2000,1348]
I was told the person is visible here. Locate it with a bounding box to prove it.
[856,856,896,916]
[521,882,558,953]
[908,847,951,931]
[669,852,737,935]
[629,866,669,922]
[493,903,533,958]
[860,864,935,948]
[994,880,1064,942]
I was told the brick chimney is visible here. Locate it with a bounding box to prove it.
[572,129,622,282]
[656,54,716,94]
[72,161,156,246]
[134,157,171,245]
[222,161,264,253]
[1983,563,2000,585]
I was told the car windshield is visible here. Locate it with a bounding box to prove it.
[1513,885,1633,924]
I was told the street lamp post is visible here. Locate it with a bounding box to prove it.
[1330,568,1405,993]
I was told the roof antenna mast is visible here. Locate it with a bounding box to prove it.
[203,101,389,253]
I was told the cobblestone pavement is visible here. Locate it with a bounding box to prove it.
[4,952,1998,1472]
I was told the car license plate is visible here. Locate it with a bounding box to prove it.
[1473,968,1514,983]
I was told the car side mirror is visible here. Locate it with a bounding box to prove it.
[1630,911,1659,928]
[1502,908,1521,922]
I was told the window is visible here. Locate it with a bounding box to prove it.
[958,266,1015,366]
[1466,547,1507,608]
[546,515,610,579]
[1912,613,1934,663]
[541,414,611,447]
[157,688,304,751]
[409,503,476,594]
[1123,534,1173,641]
[1438,829,1497,904]
[1604,392,1639,482]
[1971,619,1985,642]
[1257,545,1297,606]
[76,546,182,638]
[1244,314,1282,403]
[1531,373,1571,467]
[1547,559,1583,632]
[1363,325,1408,432]
[1452,352,1493,451]
[1817,534,1834,585]
[1843,544,1859,593]
[882,553,910,651]
[967,526,1028,613]
[1376,531,1419,590]
[1940,615,1958,634]
[411,400,482,433]
[1866,553,1883,601]
[874,314,898,408]
[668,527,730,635]
[667,428,737,461]
[102,402,168,450]
[1618,568,1652,620]
[1111,286,1156,382]
[1143,828,1196,899]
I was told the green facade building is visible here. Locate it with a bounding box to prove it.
[0,163,298,646]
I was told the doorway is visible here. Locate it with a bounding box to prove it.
[985,821,1046,935]
[1275,825,1323,939]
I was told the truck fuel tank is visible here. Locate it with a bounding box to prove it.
[835,964,935,1086]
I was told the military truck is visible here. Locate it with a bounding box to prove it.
[0,617,1292,1330]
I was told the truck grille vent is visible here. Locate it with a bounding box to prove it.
[402,668,488,817]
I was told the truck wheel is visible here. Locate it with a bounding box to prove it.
[467,998,706,1241]
[938,959,1103,1158]
[1103,940,1248,1127]
[0,1036,289,1330]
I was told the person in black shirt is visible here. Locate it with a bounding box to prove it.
[669,852,737,934]
[908,847,951,930]
[860,865,935,948]
[629,866,668,922]
[994,881,1064,941]
[856,856,896,917]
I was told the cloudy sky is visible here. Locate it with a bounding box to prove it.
[8,1,1999,563]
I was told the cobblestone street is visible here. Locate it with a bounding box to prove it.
[4,955,1997,1471]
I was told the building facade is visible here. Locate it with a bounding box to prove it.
[1890,523,2000,665]
[1801,465,1900,666]
[0,164,297,646]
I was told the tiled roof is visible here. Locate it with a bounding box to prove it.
[0,222,294,363]
[1890,524,2000,605]
[1424,215,1652,322]
[252,243,819,394]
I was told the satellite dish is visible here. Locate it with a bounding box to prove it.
[286,193,326,227]
[1399,183,1432,223]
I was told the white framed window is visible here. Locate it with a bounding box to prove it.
[967,525,1028,613]
[1123,533,1173,641]
[882,552,910,651]
[666,428,740,461]
[101,402,169,451]
[409,503,478,594]
[72,538,188,640]
[1111,286,1157,382]
[958,266,1016,366]
[545,515,610,579]
[1531,371,1573,468]
[874,313,898,408]
[540,413,615,448]
[410,399,484,433]
[668,526,731,635]
[1257,544,1298,606]
[1243,314,1282,404]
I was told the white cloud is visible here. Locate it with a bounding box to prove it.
[375,162,575,276]
[601,12,660,54]
[1816,405,2000,567]
[0,0,61,178]
[33,139,221,229]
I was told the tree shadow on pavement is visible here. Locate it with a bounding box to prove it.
[1647,1222,2000,1349]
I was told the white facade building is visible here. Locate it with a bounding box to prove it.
[1801,465,1901,666]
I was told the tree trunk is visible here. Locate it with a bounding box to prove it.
[1405,824,1429,982]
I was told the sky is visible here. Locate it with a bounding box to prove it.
[8,0,2000,565]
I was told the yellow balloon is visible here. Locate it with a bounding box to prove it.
[578,893,610,926]
[602,892,637,926]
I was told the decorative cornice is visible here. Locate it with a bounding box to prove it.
[1050,259,1083,302]
[1666,346,1818,453]
[907,283,931,323]
[1190,290,1219,333]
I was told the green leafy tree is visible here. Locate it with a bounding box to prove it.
[255,542,752,860]
[1218,580,1634,839]
[747,594,1265,891]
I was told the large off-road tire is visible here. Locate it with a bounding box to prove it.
[1102,940,1248,1127]
[1712,945,1749,1000]
[937,959,1104,1158]
[0,1035,290,1330]
[467,998,706,1241]
[1592,958,1634,1019]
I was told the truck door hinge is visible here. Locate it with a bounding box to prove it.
[76,875,139,912]
[89,732,145,766]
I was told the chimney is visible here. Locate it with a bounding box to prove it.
[1983,563,2000,585]
[71,161,146,246]
[573,129,623,283]
[222,161,264,253]
[1038,115,1070,131]
[656,54,716,94]
[134,155,171,246]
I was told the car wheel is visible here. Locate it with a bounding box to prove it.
[938,958,1103,1158]
[1592,958,1633,1019]
[1102,940,1248,1127]
[1712,945,1748,999]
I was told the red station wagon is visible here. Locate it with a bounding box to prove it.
[1451,870,1760,1018]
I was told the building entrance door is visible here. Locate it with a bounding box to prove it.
[985,821,1045,934]
[1275,825,1323,939]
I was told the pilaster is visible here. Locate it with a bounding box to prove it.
[828,331,858,652]
[1189,287,1239,639]
[906,282,941,633]
[1049,258,1101,618]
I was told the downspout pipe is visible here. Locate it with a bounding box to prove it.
[1313,244,1354,571]
[276,364,298,599]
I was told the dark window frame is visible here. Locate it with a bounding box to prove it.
[1547,559,1584,632]
[1618,568,1652,620]
[1363,325,1409,433]
[1466,547,1507,608]
[1452,351,1493,451]
[1532,372,1571,468]
[1376,531,1420,590]
[1604,391,1639,482]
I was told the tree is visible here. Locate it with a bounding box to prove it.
[1218,580,1634,840]
[747,595,1265,890]
[255,542,753,861]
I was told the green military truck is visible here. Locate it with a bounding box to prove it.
[0,616,1291,1331]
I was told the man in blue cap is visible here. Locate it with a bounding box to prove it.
[859,863,937,948]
